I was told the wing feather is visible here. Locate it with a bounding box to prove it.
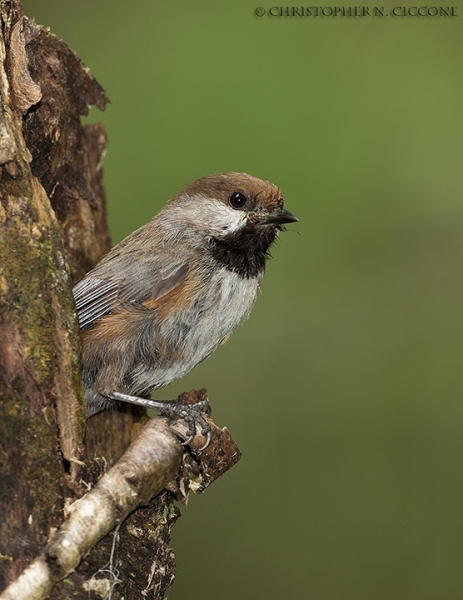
[73,258,189,330]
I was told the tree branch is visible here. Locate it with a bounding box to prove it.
[0,418,182,600]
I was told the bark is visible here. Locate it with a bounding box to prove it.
[0,0,84,587]
[0,2,241,599]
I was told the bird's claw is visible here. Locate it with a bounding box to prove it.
[161,400,212,450]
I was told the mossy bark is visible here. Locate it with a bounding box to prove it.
[0,1,83,587]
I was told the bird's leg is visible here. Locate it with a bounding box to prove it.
[106,391,212,450]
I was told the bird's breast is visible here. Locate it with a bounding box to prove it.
[149,267,260,388]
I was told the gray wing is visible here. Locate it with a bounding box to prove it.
[73,257,189,330]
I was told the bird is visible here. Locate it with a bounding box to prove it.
[73,172,298,445]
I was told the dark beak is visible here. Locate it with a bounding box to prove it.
[258,208,299,225]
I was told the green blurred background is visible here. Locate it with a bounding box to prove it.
[22,1,463,598]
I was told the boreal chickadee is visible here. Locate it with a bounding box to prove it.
[73,172,298,445]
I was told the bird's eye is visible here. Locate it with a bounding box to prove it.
[229,191,248,209]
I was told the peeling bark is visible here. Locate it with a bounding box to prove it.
[23,25,110,285]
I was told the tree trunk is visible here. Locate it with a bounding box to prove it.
[0,2,241,598]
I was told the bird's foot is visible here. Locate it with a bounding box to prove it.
[160,401,212,450]
[107,390,212,450]
[161,388,212,449]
